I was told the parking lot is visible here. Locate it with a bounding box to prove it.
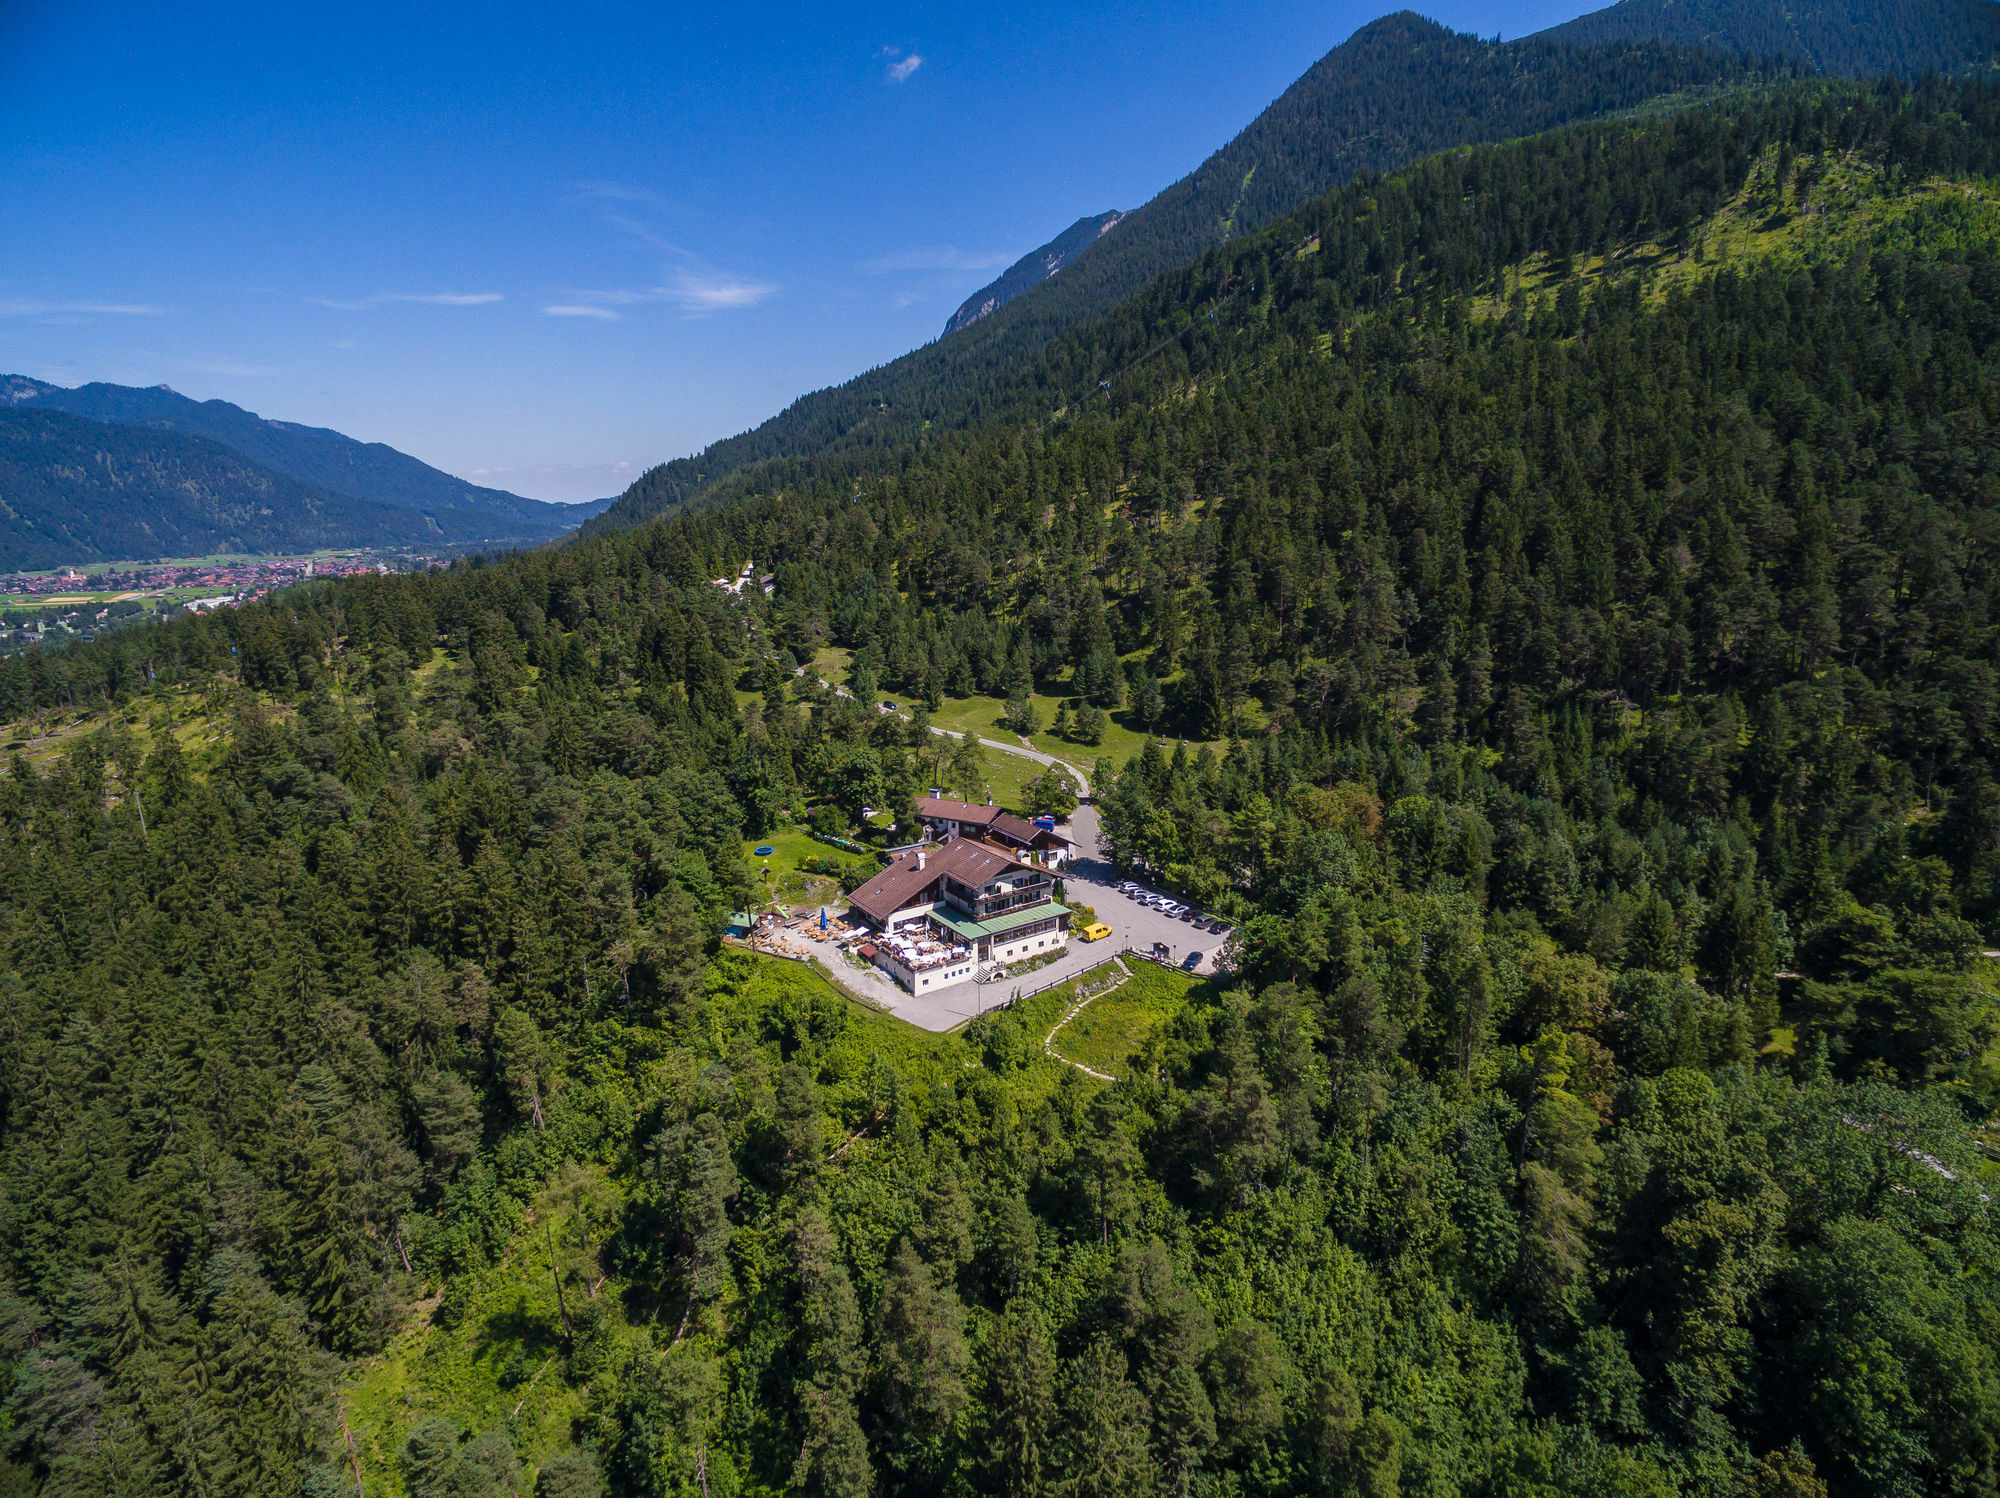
[1059,805,1230,973]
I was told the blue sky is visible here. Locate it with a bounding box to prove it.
[0,0,1601,502]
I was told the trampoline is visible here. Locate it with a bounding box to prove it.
[753,846,776,857]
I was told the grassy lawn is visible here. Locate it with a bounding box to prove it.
[810,645,853,683]
[0,682,226,768]
[908,729,1041,814]
[971,741,1042,812]
[927,688,1214,779]
[1049,962,1198,1077]
[742,826,874,914]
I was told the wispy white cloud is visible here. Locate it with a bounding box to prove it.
[887,52,923,83]
[603,213,682,253]
[309,291,503,310]
[0,299,162,317]
[665,267,775,312]
[569,180,662,205]
[549,266,777,319]
[861,246,1013,274]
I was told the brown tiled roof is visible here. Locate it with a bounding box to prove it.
[846,853,941,926]
[845,836,1039,926]
[931,838,1027,887]
[913,795,1001,825]
[990,811,1071,847]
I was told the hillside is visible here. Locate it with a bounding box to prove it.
[944,211,1126,335]
[0,376,608,539]
[1542,0,2000,77]
[583,16,1790,538]
[5,77,2000,1498]
[0,407,581,567]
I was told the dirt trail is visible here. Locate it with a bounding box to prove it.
[1043,957,1132,1080]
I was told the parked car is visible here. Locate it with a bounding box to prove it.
[1207,919,1230,935]
[1163,903,1188,917]
[1080,923,1114,942]
[1180,909,1202,922]
[1182,950,1204,970]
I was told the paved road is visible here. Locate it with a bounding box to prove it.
[923,724,1091,797]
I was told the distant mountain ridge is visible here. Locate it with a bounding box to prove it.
[583,15,1792,538]
[0,407,457,570]
[945,211,1126,335]
[588,0,2000,543]
[0,376,610,537]
[1541,0,2000,78]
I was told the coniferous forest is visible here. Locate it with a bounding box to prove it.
[8,71,2000,1498]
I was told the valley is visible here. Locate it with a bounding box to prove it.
[5,11,2000,1498]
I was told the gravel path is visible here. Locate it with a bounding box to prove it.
[925,724,1091,796]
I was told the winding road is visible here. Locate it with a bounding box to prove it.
[923,724,1092,797]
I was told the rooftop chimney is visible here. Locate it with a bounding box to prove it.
[917,849,926,870]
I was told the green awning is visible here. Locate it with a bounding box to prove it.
[931,902,1071,943]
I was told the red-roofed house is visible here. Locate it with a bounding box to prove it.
[911,794,1071,865]
[845,835,1071,992]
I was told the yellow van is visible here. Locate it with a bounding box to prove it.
[1080,923,1113,942]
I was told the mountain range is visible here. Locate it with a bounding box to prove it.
[934,0,1999,352]
[581,15,1791,537]
[0,376,608,569]
[1544,0,2000,75]
[944,211,1126,335]
[17,64,2000,1498]
[584,0,2000,543]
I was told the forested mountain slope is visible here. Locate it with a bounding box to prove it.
[0,407,477,567]
[583,16,1788,538]
[1543,0,2000,78]
[945,212,1127,335]
[1,376,606,540]
[6,75,2000,1498]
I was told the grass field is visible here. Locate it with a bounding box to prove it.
[1048,962,1198,1076]
[926,688,1222,781]
[742,826,877,914]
